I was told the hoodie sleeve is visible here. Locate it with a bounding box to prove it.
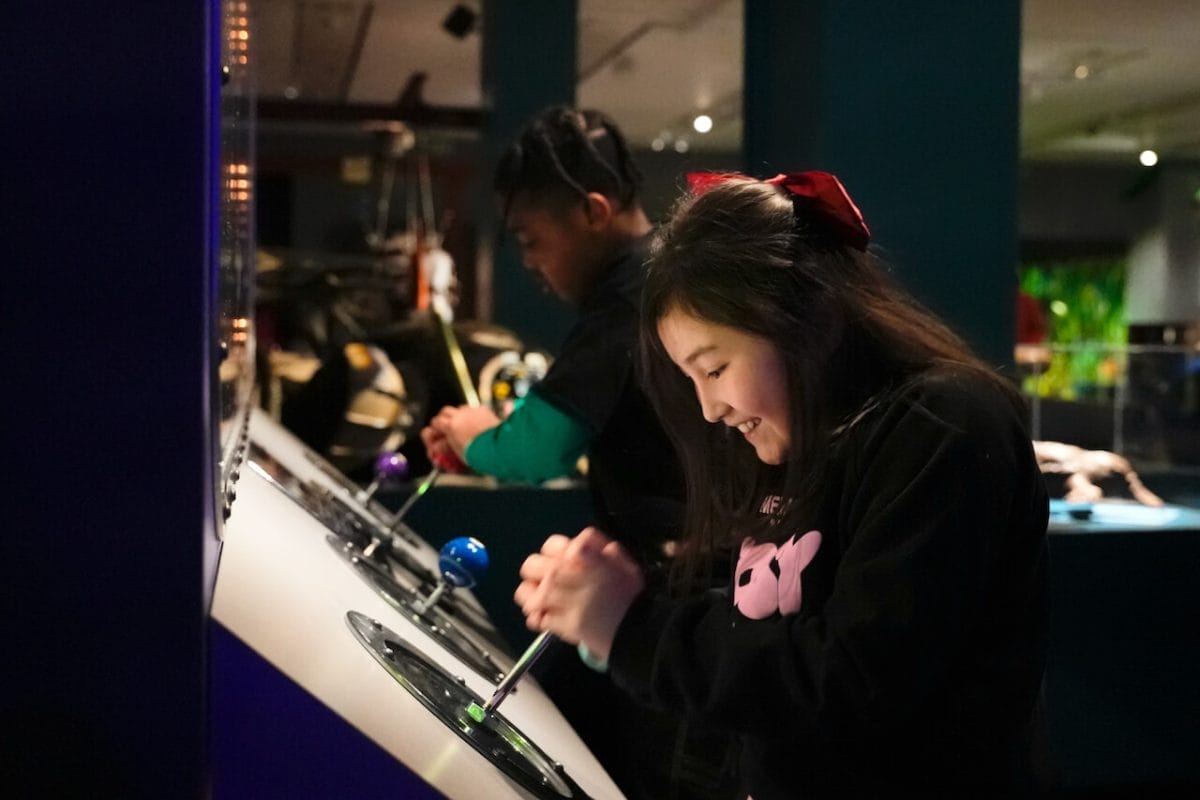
[462,387,592,484]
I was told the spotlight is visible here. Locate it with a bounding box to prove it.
[443,4,476,39]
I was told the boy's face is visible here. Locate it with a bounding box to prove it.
[504,195,603,304]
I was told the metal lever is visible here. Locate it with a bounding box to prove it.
[389,466,441,532]
[480,631,555,716]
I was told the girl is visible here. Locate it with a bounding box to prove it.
[515,173,1050,799]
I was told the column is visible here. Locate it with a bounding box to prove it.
[744,0,1021,367]
[480,0,579,352]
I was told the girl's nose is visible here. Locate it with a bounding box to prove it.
[697,387,728,424]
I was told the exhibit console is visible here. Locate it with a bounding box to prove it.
[212,407,624,799]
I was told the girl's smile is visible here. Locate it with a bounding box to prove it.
[657,306,792,465]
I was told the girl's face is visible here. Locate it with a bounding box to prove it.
[658,306,792,465]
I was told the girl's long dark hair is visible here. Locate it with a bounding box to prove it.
[639,178,1021,592]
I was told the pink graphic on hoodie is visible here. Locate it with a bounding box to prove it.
[733,529,822,620]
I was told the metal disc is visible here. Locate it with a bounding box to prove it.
[332,539,507,682]
[345,611,587,800]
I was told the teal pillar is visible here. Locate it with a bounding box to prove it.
[744,0,1020,368]
[481,0,578,352]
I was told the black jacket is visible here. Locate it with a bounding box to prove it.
[533,237,685,566]
[609,367,1051,798]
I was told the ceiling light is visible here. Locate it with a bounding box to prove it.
[1073,64,1090,80]
[674,139,690,154]
[1139,149,1158,167]
[651,137,666,152]
[692,114,713,134]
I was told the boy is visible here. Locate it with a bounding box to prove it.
[421,106,732,800]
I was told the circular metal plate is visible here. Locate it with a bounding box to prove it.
[345,611,588,800]
[332,538,507,682]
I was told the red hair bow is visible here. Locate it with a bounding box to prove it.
[686,170,871,251]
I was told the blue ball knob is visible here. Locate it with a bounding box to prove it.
[374,452,409,483]
[438,536,488,589]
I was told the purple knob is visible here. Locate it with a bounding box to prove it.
[374,452,409,484]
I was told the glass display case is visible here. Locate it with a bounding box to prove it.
[216,0,257,528]
[1025,343,1200,469]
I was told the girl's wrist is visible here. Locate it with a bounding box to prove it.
[576,642,609,673]
[583,571,644,666]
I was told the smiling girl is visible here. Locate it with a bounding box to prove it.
[516,173,1051,799]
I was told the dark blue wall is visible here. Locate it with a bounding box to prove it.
[1046,529,1200,792]
[1,3,216,797]
[210,623,443,799]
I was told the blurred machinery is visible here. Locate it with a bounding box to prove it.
[255,121,550,480]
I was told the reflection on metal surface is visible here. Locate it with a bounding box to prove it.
[301,449,418,544]
[254,442,409,535]
[346,612,587,800]
[246,444,435,586]
[332,539,506,682]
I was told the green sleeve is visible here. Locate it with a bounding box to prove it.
[462,389,592,483]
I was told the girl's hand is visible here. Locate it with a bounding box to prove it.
[514,527,645,663]
[514,534,571,631]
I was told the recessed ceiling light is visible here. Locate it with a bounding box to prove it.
[1073,64,1090,80]
[1139,149,1158,167]
[692,114,713,134]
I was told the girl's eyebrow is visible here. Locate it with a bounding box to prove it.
[683,344,718,365]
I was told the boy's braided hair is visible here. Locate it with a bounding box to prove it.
[494,106,643,218]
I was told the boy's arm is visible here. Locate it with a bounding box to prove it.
[463,389,592,483]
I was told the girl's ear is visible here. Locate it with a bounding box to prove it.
[582,192,614,230]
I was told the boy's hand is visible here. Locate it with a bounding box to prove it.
[429,404,501,456]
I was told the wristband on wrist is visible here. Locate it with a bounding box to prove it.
[576,643,609,673]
